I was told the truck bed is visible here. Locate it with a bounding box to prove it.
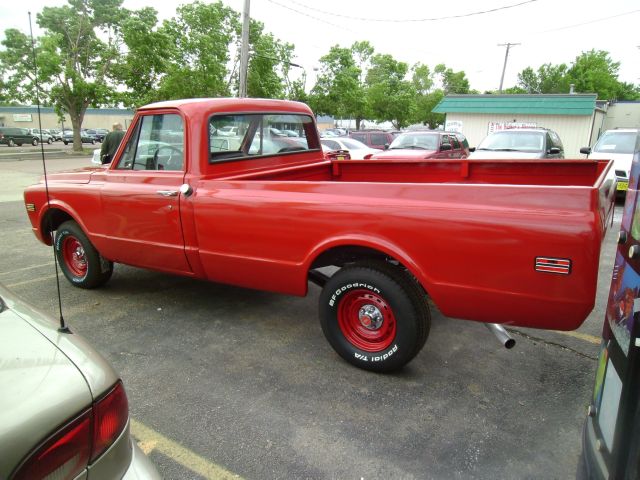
[221,157,612,188]
[189,158,614,331]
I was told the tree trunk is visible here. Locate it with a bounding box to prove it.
[66,103,88,152]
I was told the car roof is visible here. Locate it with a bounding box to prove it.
[489,128,550,133]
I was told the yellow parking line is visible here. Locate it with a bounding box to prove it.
[130,419,243,480]
[554,330,601,345]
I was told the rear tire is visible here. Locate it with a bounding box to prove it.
[54,220,113,289]
[47,138,53,144]
[319,260,430,372]
[32,138,38,146]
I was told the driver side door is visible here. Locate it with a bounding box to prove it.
[98,112,191,274]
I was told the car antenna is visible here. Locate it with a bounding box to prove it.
[28,12,70,334]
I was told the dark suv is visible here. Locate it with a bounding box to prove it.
[0,127,33,147]
[370,131,470,160]
[348,130,396,150]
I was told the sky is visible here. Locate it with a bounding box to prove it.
[1,0,639,94]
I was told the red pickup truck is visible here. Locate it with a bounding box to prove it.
[24,98,615,372]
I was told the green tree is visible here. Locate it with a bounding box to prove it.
[567,49,637,100]
[159,1,237,100]
[366,54,416,129]
[0,0,128,150]
[308,44,366,128]
[513,50,639,100]
[116,7,171,107]
[246,26,296,99]
[434,64,470,94]
[517,64,570,94]
[410,63,444,128]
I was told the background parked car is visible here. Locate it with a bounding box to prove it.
[85,128,108,142]
[27,128,54,145]
[0,283,160,479]
[63,129,97,145]
[0,127,33,147]
[468,128,564,159]
[581,128,639,197]
[348,130,396,150]
[320,137,382,159]
[48,128,63,141]
[370,131,469,160]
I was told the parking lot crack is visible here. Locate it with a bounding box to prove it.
[508,329,598,361]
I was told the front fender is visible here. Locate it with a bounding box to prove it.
[35,200,88,246]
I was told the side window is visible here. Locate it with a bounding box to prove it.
[370,133,387,146]
[546,133,554,151]
[450,135,460,149]
[549,131,563,149]
[351,133,366,143]
[210,113,313,162]
[441,135,451,147]
[116,114,184,171]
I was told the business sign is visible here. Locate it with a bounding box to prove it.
[445,120,463,133]
[488,121,536,134]
[13,114,32,122]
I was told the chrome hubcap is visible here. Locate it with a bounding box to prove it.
[358,304,384,330]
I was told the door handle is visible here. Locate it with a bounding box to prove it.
[157,190,178,197]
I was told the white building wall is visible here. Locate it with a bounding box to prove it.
[445,113,594,158]
[602,102,640,131]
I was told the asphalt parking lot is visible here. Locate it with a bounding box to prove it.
[0,151,619,479]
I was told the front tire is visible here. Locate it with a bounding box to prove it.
[55,220,113,289]
[32,138,38,146]
[319,261,430,372]
[8,139,15,147]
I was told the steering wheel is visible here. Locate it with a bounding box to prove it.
[153,145,183,170]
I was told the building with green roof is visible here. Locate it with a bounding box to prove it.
[432,94,606,157]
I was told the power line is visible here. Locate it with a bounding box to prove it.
[281,0,538,23]
[264,0,359,34]
[535,8,640,34]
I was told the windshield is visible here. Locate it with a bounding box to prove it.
[478,131,544,152]
[389,133,438,150]
[593,132,637,154]
[340,138,369,149]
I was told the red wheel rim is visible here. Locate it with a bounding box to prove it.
[62,236,87,278]
[337,289,396,352]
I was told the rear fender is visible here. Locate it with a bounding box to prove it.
[305,235,434,293]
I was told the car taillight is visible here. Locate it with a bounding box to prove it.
[91,381,129,462]
[11,381,129,480]
[12,411,92,480]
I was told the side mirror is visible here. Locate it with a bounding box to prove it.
[580,147,592,155]
[469,147,476,152]
[440,143,452,151]
[384,143,390,150]
[548,147,561,155]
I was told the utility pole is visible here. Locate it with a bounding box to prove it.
[498,42,520,94]
[239,0,250,98]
